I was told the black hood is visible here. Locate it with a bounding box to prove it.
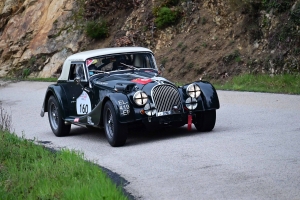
[92,70,174,91]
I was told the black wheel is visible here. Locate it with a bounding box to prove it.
[48,96,71,137]
[103,101,127,147]
[194,110,216,132]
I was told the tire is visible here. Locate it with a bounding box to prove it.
[103,101,127,147]
[47,96,71,137]
[194,110,216,132]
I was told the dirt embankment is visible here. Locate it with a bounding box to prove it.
[0,0,299,83]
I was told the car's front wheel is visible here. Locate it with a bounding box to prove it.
[48,96,71,137]
[194,110,216,132]
[103,101,127,147]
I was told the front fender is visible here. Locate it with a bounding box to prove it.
[180,81,220,111]
[40,84,69,119]
[84,91,136,127]
[197,81,220,110]
[105,93,136,123]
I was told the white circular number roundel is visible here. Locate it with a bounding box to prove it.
[76,91,92,115]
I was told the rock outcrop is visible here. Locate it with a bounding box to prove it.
[0,0,84,77]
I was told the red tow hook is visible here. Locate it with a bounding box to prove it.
[187,114,192,131]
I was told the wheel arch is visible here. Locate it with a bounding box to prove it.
[179,81,220,111]
[100,93,135,125]
[43,90,55,112]
[41,85,68,119]
[99,96,111,126]
[197,81,220,110]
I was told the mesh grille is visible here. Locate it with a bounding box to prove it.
[151,84,182,113]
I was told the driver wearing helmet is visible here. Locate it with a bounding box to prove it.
[87,59,98,76]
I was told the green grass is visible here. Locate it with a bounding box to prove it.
[213,74,300,94]
[25,77,58,82]
[0,131,128,200]
[0,77,58,82]
[174,82,185,87]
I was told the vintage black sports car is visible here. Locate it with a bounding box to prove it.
[40,47,220,147]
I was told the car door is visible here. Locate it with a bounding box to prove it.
[62,62,92,117]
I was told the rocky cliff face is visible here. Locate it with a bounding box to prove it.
[0,0,299,82]
[0,0,83,78]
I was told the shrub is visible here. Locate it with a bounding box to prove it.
[86,20,108,39]
[235,56,242,63]
[267,2,300,49]
[155,0,180,8]
[292,48,300,56]
[0,103,12,132]
[180,45,187,52]
[161,57,168,66]
[223,50,241,64]
[163,0,180,7]
[201,17,207,25]
[228,0,292,13]
[291,2,300,25]
[177,42,183,48]
[187,62,194,69]
[195,67,205,75]
[227,0,261,13]
[262,0,293,13]
[22,68,31,78]
[28,56,36,66]
[155,7,180,29]
[168,67,174,73]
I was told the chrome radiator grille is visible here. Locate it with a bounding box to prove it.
[151,84,182,113]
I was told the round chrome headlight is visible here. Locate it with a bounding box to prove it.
[144,103,156,116]
[133,91,148,106]
[186,84,201,98]
[185,97,198,110]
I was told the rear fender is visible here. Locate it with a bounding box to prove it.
[40,85,69,119]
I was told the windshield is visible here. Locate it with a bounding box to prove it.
[86,52,157,76]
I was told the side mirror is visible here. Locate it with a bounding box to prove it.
[74,77,81,85]
[74,76,91,93]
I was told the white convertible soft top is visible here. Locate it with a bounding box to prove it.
[58,47,153,81]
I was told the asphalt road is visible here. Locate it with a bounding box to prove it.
[1,81,300,200]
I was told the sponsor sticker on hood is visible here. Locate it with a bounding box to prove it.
[131,78,152,84]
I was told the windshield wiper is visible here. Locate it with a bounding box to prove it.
[89,70,109,74]
[120,62,139,70]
